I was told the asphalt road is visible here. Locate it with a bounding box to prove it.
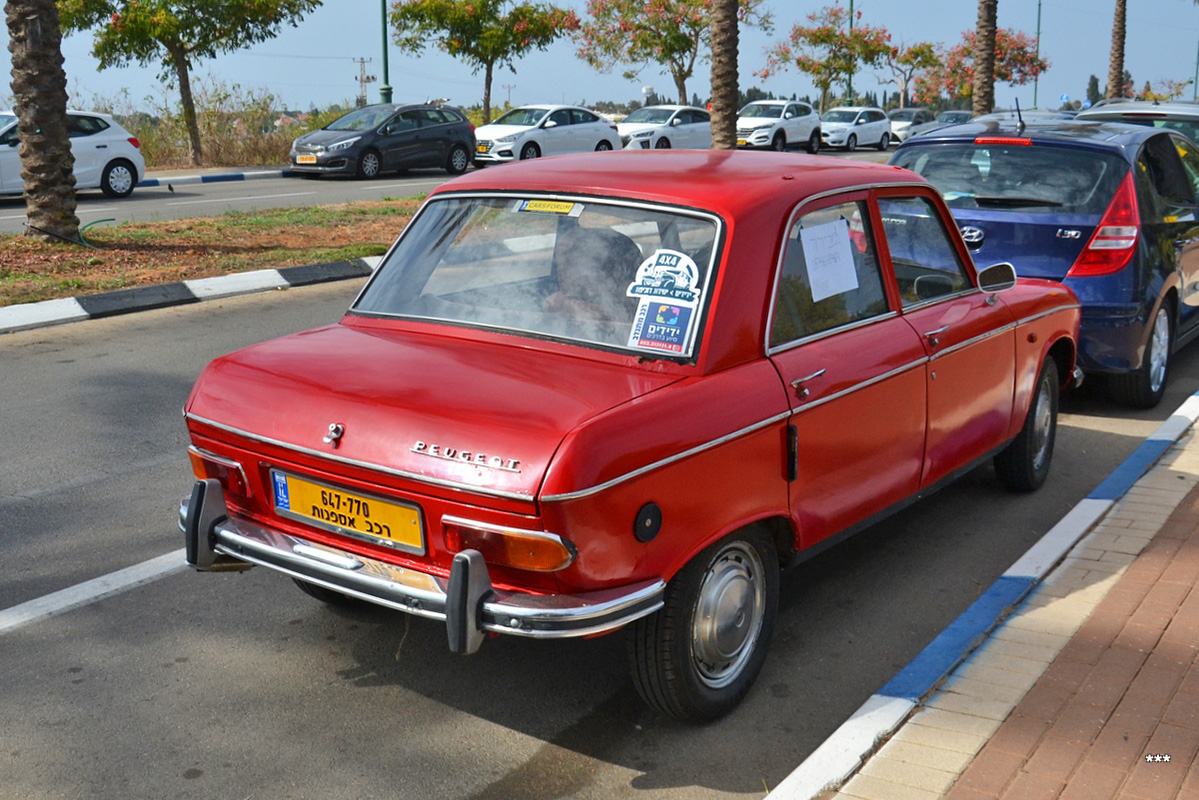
[2,277,1197,799]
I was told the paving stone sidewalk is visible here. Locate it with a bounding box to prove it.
[823,431,1199,800]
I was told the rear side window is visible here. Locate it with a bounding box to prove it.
[67,115,109,137]
[892,143,1128,215]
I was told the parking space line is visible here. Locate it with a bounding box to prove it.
[0,549,187,635]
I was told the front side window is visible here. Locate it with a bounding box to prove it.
[877,195,972,307]
[770,200,889,347]
[492,108,547,127]
[354,195,720,358]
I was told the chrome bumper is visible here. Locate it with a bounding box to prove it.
[179,479,665,653]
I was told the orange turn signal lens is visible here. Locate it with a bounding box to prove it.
[188,446,249,497]
[442,515,575,572]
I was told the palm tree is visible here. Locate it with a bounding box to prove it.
[5,0,79,243]
[972,0,998,115]
[709,0,739,149]
[1107,0,1126,98]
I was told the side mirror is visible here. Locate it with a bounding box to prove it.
[543,120,558,129]
[977,262,1017,293]
[784,113,794,119]
[671,118,681,126]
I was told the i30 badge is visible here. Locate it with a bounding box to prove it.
[959,225,985,246]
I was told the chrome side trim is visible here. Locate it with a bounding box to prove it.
[766,311,900,356]
[540,410,793,502]
[791,358,928,414]
[1015,303,1082,326]
[186,413,534,502]
[928,323,1015,361]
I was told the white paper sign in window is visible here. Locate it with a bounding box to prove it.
[800,218,859,302]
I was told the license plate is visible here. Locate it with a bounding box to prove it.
[271,471,423,554]
[297,154,317,164]
[736,139,747,146]
[476,143,488,153]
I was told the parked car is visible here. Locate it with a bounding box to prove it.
[891,118,1199,407]
[617,104,711,149]
[906,109,973,140]
[888,107,936,143]
[180,150,1079,722]
[1076,99,1199,144]
[289,102,476,178]
[820,106,892,151]
[735,99,821,152]
[0,109,145,198]
[474,105,620,164]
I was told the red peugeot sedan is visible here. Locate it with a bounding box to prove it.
[180,151,1081,722]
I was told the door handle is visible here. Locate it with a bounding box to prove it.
[924,325,949,347]
[790,368,826,398]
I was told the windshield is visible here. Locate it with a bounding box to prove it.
[327,107,393,132]
[889,110,918,121]
[353,195,720,357]
[739,103,782,119]
[492,107,548,127]
[937,111,971,124]
[623,107,675,124]
[822,110,859,123]
[891,143,1128,214]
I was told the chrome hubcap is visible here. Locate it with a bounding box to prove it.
[691,542,765,689]
[108,166,132,194]
[1031,376,1054,473]
[1148,308,1170,394]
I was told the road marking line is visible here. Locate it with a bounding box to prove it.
[166,191,317,206]
[0,549,187,635]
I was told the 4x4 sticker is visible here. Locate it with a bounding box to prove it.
[627,250,702,354]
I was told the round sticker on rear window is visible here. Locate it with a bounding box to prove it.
[626,250,702,354]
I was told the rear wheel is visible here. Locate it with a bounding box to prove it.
[845,134,857,152]
[807,130,821,154]
[877,132,890,150]
[355,149,381,178]
[629,529,778,722]
[445,144,470,175]
[1109,302,1173,408]
[771,131,787,151]
[100,159,136,198]
[995,355,1058,491]
[595,140,613,151]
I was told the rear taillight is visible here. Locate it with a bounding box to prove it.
[1066,171,1139,277]
[442,515,575,572]
[188,446,249,497]
[128,136,140,149]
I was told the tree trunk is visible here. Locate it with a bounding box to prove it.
[6,0,79,243]
[1106,0,1126,98]
[674,73,688,107]
[972,0,997,116]
[708,0,738,150]
[167,43,203,166]
[482,61,493,124]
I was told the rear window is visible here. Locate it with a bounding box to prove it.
[892,143,1128,215]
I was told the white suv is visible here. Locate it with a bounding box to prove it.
[736,100,821,153]
[1075,99,1199,143]
[820,106,892,151]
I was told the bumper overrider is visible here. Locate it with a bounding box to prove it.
[180,479,665,655]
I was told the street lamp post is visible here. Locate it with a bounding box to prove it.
[380,0,393,103]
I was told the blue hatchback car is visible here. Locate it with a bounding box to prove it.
[890,118,1199,407]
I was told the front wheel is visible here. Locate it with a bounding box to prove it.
[845,134,857,152]
[629,529,779,722]
[1108,303,1172,408]
[807,130,821,154]
[995,355,1058,492]
[654,137,671,149]
[519,142,541,160]
[771,132,787,152]
[877,132,890,151]
[355,149,381,179]
[100,159,136,198]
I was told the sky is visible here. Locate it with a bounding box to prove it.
[2,1,1198,114]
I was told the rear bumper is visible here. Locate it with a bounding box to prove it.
[180,479,664,652]
[1075,303,1147,375]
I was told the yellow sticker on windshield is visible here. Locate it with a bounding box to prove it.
[519,199,580,215]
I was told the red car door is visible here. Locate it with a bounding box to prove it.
[876,191,1017,486]
[767,193,928,548]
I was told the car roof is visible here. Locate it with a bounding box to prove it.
[825,106,884,112]
[895,117,1167,158]
[430,150,923,216]
[1077,100,1199,120]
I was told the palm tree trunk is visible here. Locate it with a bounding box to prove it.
[1107,0,1126,98]
[972,0,998,116]
[709,0,738,150]
[5,0,79,242]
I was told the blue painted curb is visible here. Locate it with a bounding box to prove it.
[138,168,297,188]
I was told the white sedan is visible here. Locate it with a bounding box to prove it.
[617,105,712,149]
[474,105,621,164]
[0,109,146,197]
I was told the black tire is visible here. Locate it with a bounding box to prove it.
[845,134,857,152]
[807,130,821,154]
[519,142,540,160]
[595,140,613,151]
[771,131,787,152]
[355,149,381,179]
[654,137,671,149]
[292,578,366,608]
[1108,302,1173,409]
[877,132,890,151]
[100,159,136,198]
[629,529,779,722]
[995,355,1058,492]
[445,144,470,175]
